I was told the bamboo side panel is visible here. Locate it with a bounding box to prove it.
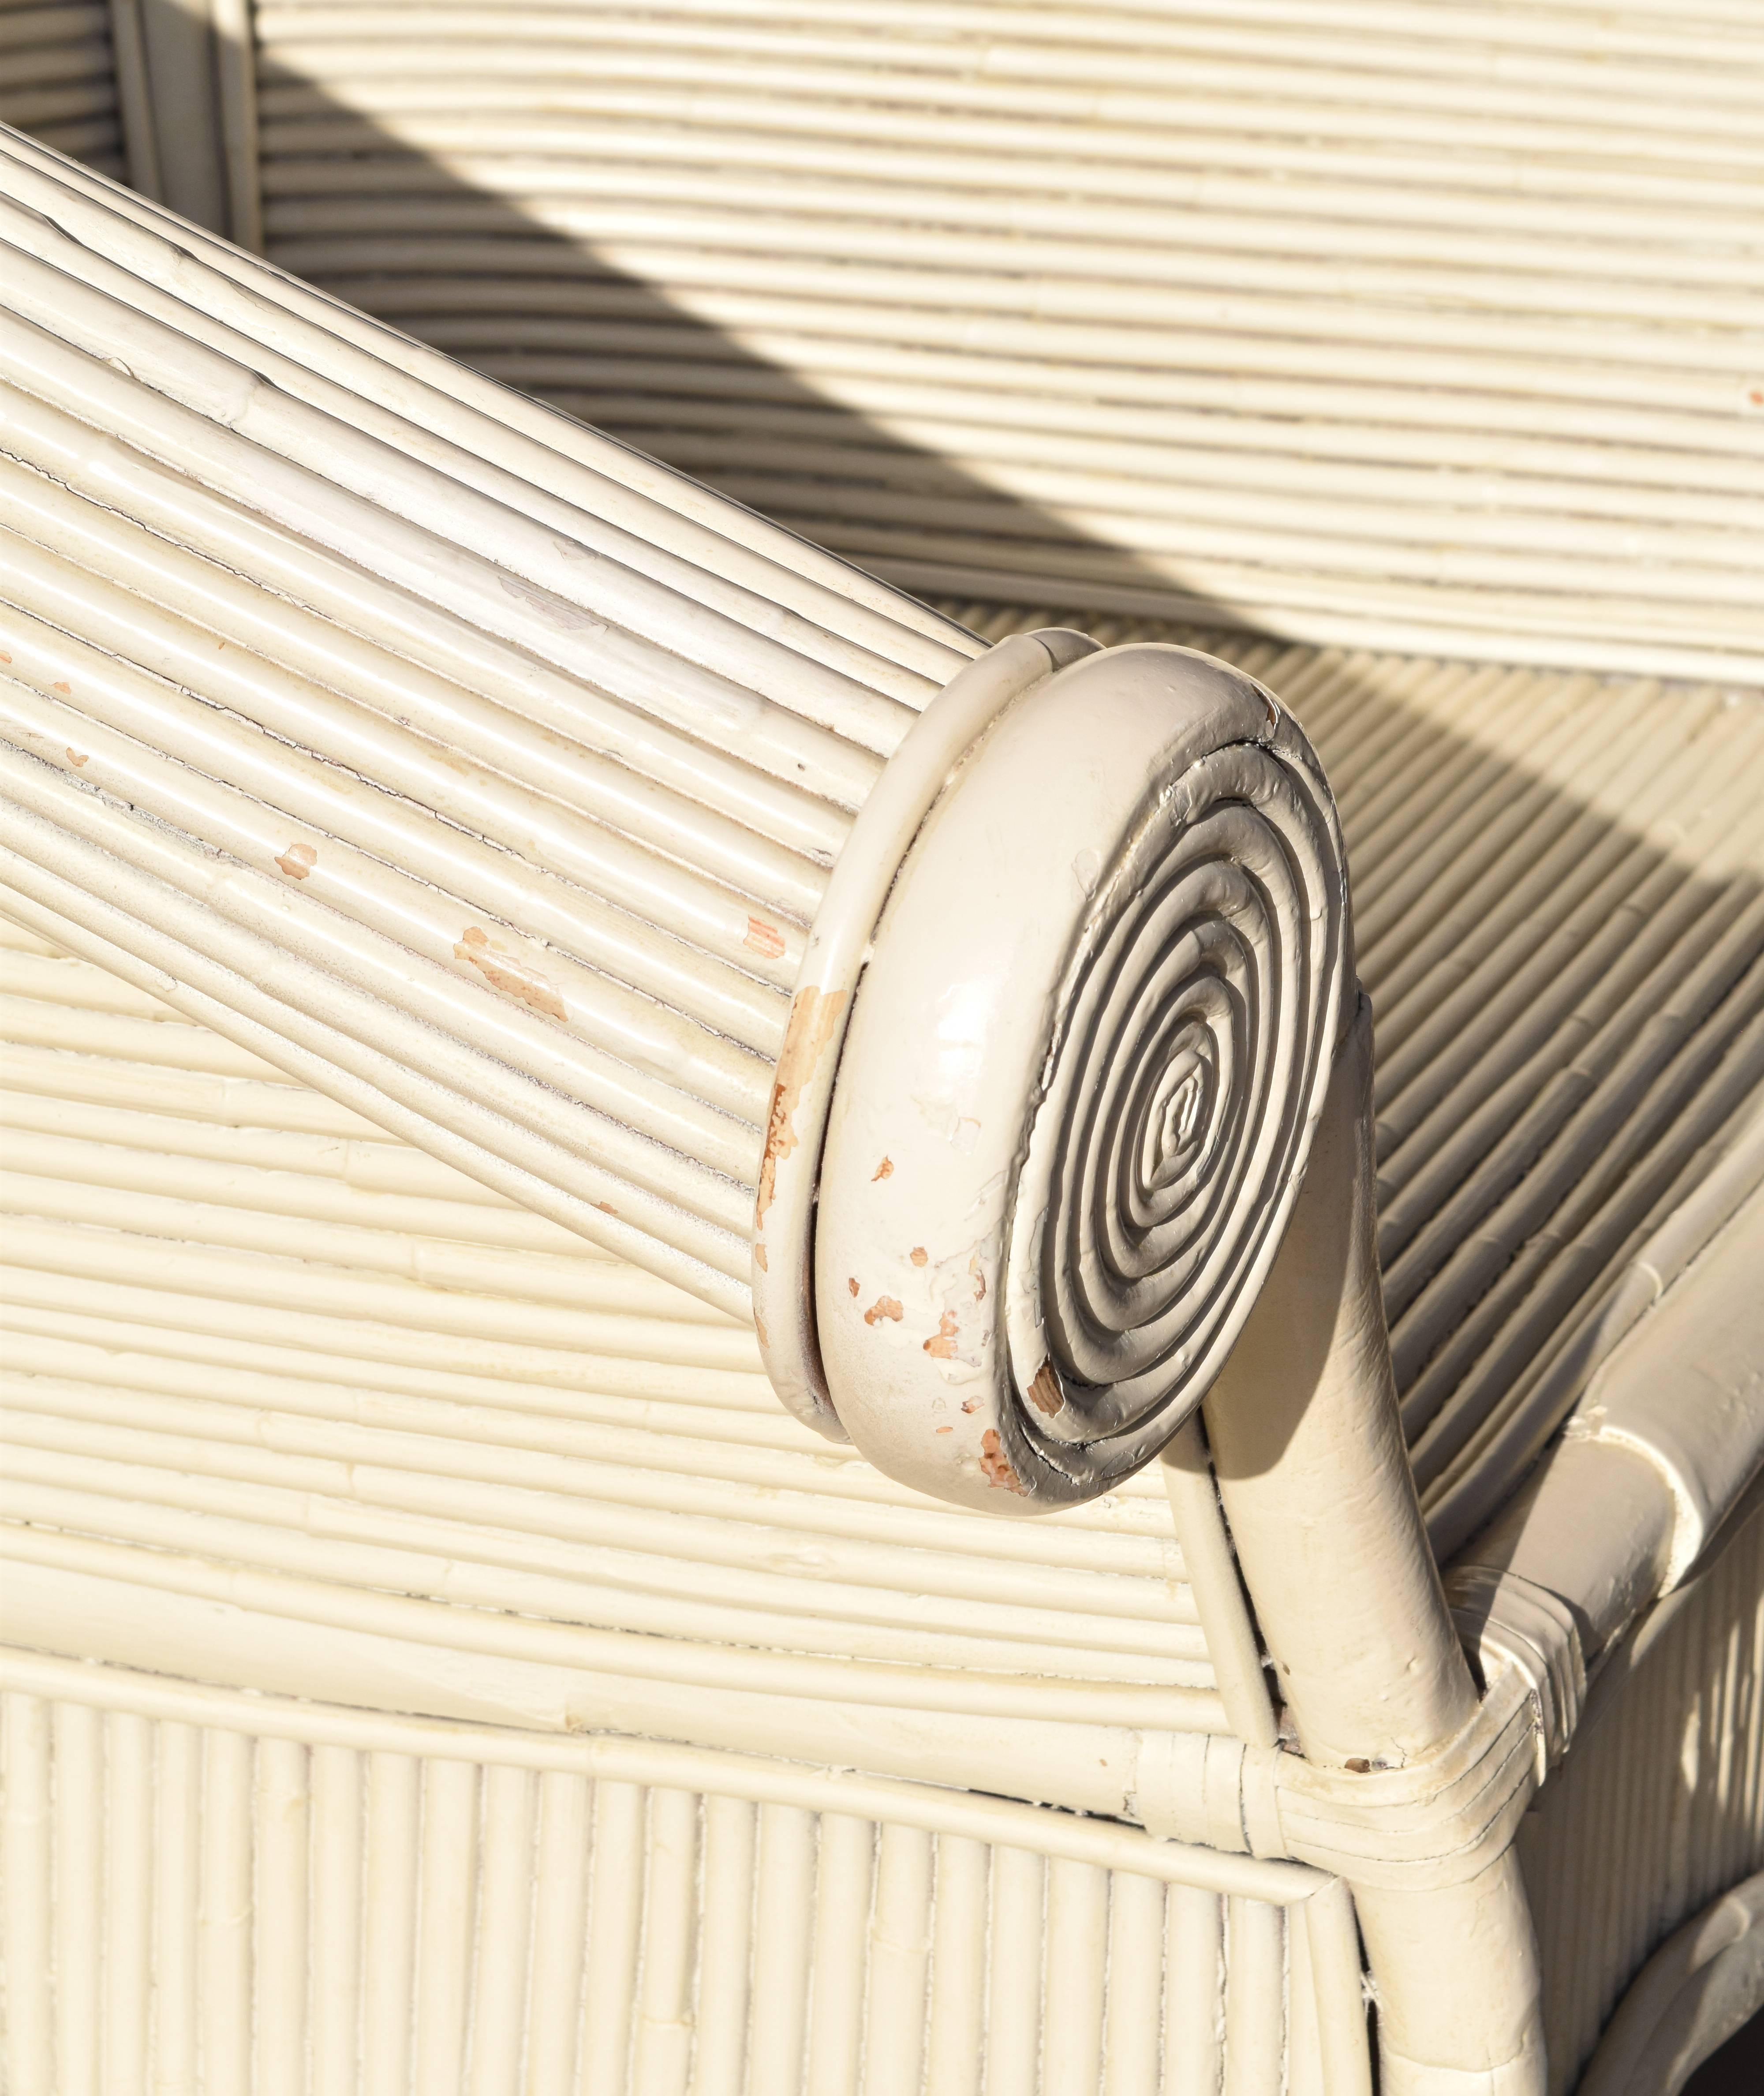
[1516,1500,1764,2094]
[0,1673,1344,2096]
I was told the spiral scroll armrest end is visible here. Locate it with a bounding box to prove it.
[761,638,1357,1512]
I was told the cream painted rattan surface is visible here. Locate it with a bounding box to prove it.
[3,6,1764,2089]
[5,617,1761,2089]
[0,120,987,1323]
[7,620,1760,1749]
[1517,1501,1764,2079]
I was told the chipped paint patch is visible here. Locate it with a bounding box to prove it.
[923,1311,960,1359]
[454,925,567,1020]
[65,749,88,768]
[847,1276,860,1297]
[863,1295,903,1327]
[1027,1360,1064,1416]
[753,1243,768,1273]
[755,984,846,1228]
[275,842,317,880]
[872,1156,894,1181]
[744,915,786,960]
[909,1246,928,1267]
[979,1430,1027,1495]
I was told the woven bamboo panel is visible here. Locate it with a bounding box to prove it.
[0,918,1230,1779]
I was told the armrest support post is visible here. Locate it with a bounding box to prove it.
[1206,1001,1546,2095]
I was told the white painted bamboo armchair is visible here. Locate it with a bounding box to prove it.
[1,7,1761,2095]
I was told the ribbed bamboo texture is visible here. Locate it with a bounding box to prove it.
[245,0,1764,684]
[5,619,1761,1730]
[0,1663,1342,2096]
[0,913,1227,1748]
[4,17,1762,2086]
[0,3,122,180]
[1516,1498,1764,2094]
[0,120,980,1318]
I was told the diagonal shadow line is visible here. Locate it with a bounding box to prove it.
[245,67,1225,629]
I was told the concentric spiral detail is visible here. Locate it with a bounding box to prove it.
[1004,737,1350,1494]
[812,643,1351,1513]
